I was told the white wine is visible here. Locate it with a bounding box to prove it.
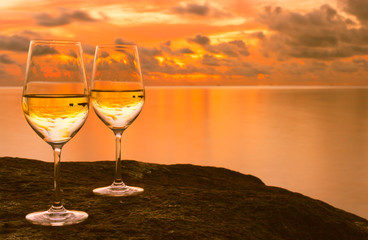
[90,45,145,197]
[22,94,89,144]
[90,89,144,130]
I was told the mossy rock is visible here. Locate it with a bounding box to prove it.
[0,157,367,239]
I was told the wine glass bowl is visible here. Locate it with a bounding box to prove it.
[91,44,144,197]
[22,40,89,226]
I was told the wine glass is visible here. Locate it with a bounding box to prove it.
[90,44,144,197]
[22,40,89,226]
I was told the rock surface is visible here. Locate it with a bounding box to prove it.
[0,157,367,239]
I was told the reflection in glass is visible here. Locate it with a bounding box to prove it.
[22,40,89,226]
[91,44,145,197]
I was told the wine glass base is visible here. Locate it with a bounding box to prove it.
[26,207,88,226]
[93,184,144,197]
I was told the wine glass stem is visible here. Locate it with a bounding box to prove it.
[114,130,125,185]
[52,145,63,210]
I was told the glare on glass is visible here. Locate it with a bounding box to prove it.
[91,44,144,197]
[22,40,89,226]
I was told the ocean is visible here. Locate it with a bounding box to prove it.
[1,86,368,219]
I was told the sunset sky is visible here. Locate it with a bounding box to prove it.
[1,0,368,86]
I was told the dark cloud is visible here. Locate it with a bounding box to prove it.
[260,5,346,44]
[35,10,97,27]
[115,38,135,45]
[20,30,41,38]
[172,3,210,16]
[139,47,202,76]
[289,45,368,59]
[58,60,81,71]
[82,44,95,55]
[330,57,368,72]
[331,60,360,72]
[228,40,250,56]
[163,41,171,47]
[155,41,195,56]
[170,2,232,19]
[70,10,95,21]
[35,13,69,26]
[159,41,172,54]
[226,62,271,77]
[188,35,249,57]
[201,54,233,66]
[339,0,368,23]
[138,46,162,74]
[304,61,328,72]
[99,51,110,58]
[178,48,195,54]
[187,35,211,46]
[139,47,162,57]
[352,57,368,70]
[31,45,59,56]
[135,35,256,82]
[249,32,265,40]
[279,61,328,75]
[0,35,29,52]
[67,49,78,58]
[0,54,15,64]
[274,58,368,78]
[202,54,221,66]
[259,5,368,60]
[138,38,261,81]
[207,43,239,57]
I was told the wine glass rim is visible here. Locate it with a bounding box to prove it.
[30,40,82,45]
[96,44,137,48]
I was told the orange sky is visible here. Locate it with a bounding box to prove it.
[1,0,368,86]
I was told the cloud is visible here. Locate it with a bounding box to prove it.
[0,54,15,64]
[352,57,368,71]
[35,9,97,27]
[137,37,264,83]
[139,47,162,57]
[226,64,263,77]
[339,0,368,23]
[259,5,368,60]
[279,60,329,76]
[139,46,162,73]
[19,30,41,38]
[156,41,196,56]
[208,40,250,57]
[202,54,221,66]
[138,35,251,79]
[248,31,265,40]
[178,48,195,54]
[331,60,360,72]
[171,2,232,18]
[304,61,328,72]
[331,57,368,72]
[172,3,210,16]
[202,54,231,66]
[97,51,110,59]
[115,38,135,45]
[188,34,249,57]
[31,45,59,56]
[0,35,29,52]
[187,35,211,46]
[82,44,96,55]
[288,45,368,59]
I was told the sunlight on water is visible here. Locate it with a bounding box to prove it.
[1,86,368,219]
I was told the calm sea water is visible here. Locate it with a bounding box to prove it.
[1,86,368,219]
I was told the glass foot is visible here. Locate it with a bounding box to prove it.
[25,206,88,226]
[93,183,144,197]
